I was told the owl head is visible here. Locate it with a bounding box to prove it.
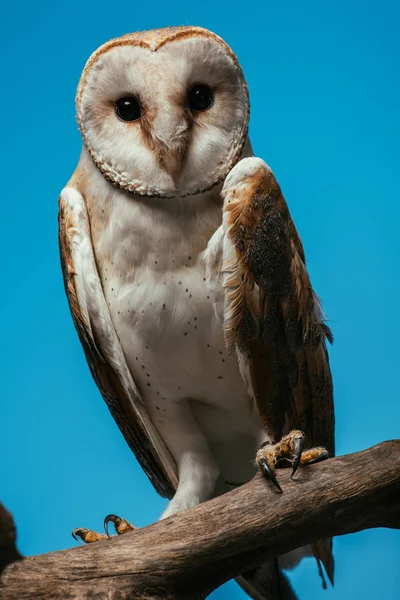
[76,26,250,198]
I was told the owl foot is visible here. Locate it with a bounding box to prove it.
[256,429,329,492]
[72,514,135,544]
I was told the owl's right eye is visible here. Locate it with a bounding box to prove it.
[115,96,141,122]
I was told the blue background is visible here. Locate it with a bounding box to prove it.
[1,1,399,598]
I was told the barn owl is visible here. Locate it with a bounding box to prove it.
[59,26,335,599]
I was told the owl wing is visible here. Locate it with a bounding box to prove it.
[203,157,334,584]
[59,186,178,498]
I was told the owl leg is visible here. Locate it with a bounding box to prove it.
[256,430,329,492]
[72,515,135,544]
[152,401,219,519]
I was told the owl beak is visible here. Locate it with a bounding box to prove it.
[164,154,182,188]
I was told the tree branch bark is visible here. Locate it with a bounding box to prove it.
[1,440,399,600]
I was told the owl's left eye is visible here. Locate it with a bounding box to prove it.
[115,96,141,122]
[188,84,214,112]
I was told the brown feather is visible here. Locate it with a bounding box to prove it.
[238,559,299,600]
[223,161,335,583]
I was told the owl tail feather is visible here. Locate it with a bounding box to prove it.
[236,559,298,600]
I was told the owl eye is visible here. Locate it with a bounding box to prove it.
[188,84,214,112]
[115,96,141,121]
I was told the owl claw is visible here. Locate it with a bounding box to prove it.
[258,457,283,492]
[256,430,329,491]
[71,527,107,543]
[71,515,135,545]
[104,514,135,537]
[71,528,86,544]
[291,436,305,479]
[303,449,330,465]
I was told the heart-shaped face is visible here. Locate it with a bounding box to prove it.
[76,27,250,198]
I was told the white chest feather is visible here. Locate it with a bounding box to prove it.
[84,172,261,484]
[90,185,237,394]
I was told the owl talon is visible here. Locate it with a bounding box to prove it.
[258,457,282,492]
[72,528,86,544]
[72,515,135,544]
[71,527,107,544]
[104,514,135,537]
[303,449,330,465]
[256,430,329,490]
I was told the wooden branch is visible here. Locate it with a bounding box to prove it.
[1,440,399,600]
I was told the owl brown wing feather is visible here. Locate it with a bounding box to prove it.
[220,159,334,453]
[204,158,334,586]
[58,186,178,498]
[237,559,299,600]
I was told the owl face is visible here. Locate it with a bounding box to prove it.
[76,27,250,198]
